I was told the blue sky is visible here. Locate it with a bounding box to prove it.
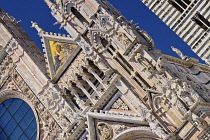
[1,0,204,63]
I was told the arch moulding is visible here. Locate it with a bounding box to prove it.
[113,127,162,140]
[0,90,40,140]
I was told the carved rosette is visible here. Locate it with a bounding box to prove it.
[97,122,113,140]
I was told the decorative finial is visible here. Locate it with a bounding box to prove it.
[31,21,45,36]
[44,0,55,9]
[128,20,133,24]
[171,46,188,60]
[17,20,22,24]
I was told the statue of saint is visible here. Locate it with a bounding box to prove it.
[171,46,188,60]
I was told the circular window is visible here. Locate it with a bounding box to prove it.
[0,98,37,140]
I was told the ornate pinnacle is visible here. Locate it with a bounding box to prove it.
[44,0,55,9]
[31,21,45,36]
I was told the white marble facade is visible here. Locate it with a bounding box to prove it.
[0,0,210,140]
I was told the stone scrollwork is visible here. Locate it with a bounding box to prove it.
[46,87,64,116]
[33,99,45,115]
[21,84,34,100]
[5,78,18,91]
[39,112,57,139]
[37,83,75,133]
[97,122,113,140]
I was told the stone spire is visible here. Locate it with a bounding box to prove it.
[31,21,45,36]
[44,0,56,9]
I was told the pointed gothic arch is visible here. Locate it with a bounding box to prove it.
[64,2,89,31]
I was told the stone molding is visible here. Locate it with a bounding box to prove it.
[113,128,159,140]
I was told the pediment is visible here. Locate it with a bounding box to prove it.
[41,33,81,81]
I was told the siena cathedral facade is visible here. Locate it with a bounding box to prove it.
[0,0,210,140]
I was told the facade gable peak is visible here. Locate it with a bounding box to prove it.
[31,21,81,79]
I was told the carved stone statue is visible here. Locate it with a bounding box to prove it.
[135,52,144,62]
[171,46,188,60]
[182,82,203,102]
[156,56,166,72]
